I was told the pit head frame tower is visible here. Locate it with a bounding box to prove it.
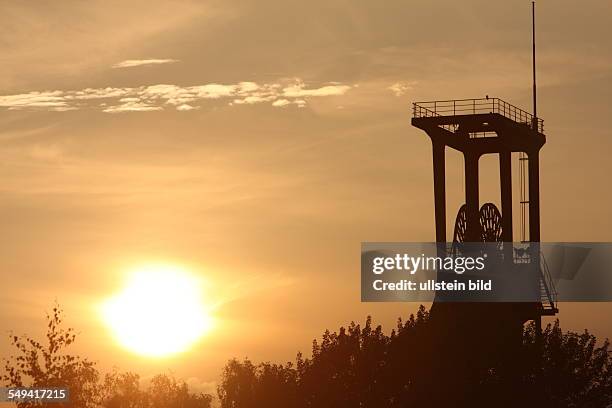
[411,98,557,326]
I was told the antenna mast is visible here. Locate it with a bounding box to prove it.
[532,1,537,121]
[521,2,538,242]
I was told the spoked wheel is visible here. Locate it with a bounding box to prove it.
[479,203,503,242]
[452,204,468,243]
[451,202,503,260]
[452,203,503,243]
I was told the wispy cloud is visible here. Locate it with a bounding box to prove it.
[102,99,163,113]
[388,81,418,97]
[272,99,291,107]
[0,79,353,113]
[112,59,180,69]
[176,104,197,111]
[0,91,70,110]
[283,80,351,97]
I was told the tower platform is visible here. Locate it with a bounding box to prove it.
[412,97,545,155]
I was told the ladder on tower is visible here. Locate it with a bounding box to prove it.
[519,152,529,243]
[519,151,557,315]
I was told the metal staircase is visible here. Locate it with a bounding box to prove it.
[540,253,558,315]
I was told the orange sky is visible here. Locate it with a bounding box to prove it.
[1,0,611,394]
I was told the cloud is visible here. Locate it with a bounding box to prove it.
[271,98,307,108]
[0,79,353,113]
[190,84,237,99]
[184,378,217,397]
[111,59,179,68]
[69,87,133,100]
[282,80,351,97]
[232,95,276,105]
[388,81,418,97]
[272,99,291,107]
[176,104,197,111]
[0,91,68,110]
[102,101,163,113]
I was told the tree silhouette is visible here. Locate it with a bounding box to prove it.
[2,304,99,408]
[217,358,258,408]
[2,304,212,408]
[100,370,147,408]
[99,371,212,408]
[521,321,612,407]
[3,304,611,407]
[218,359,298,408]
[217,306,612,408]
[147,374,212,408]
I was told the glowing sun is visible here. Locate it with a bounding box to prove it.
[101,264,213,357]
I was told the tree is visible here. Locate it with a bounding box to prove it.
[2,305,99,408]
[217,358,258,408]
[217,358,298,408]
[100,370,147,408]
[522,320,612,407]
[2,305,213,408]
[147,374,212,408]
[217,306,612,408]
[100,371,212,408]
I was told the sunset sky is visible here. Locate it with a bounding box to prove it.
[1,0,611,395]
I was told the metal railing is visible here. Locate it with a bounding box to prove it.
[513,246,557,313]
[540,253,558,312]
[412,97,544,134]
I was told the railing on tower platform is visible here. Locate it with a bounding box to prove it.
[412,97,544,134]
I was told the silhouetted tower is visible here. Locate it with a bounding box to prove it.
[412,0,556,329]
[411,97,558,404]
[408,5,556,405]
[413,97,557,310]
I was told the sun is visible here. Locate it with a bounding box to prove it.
[100,264,213,357]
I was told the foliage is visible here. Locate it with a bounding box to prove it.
[2,304,99,408]
[218,359,298,408]
[3,303,611,407]
[522,320,612,407]
[99,371,212,408]
[217,305,612,408]
[1,305,212,408]
[147,374,212,408]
